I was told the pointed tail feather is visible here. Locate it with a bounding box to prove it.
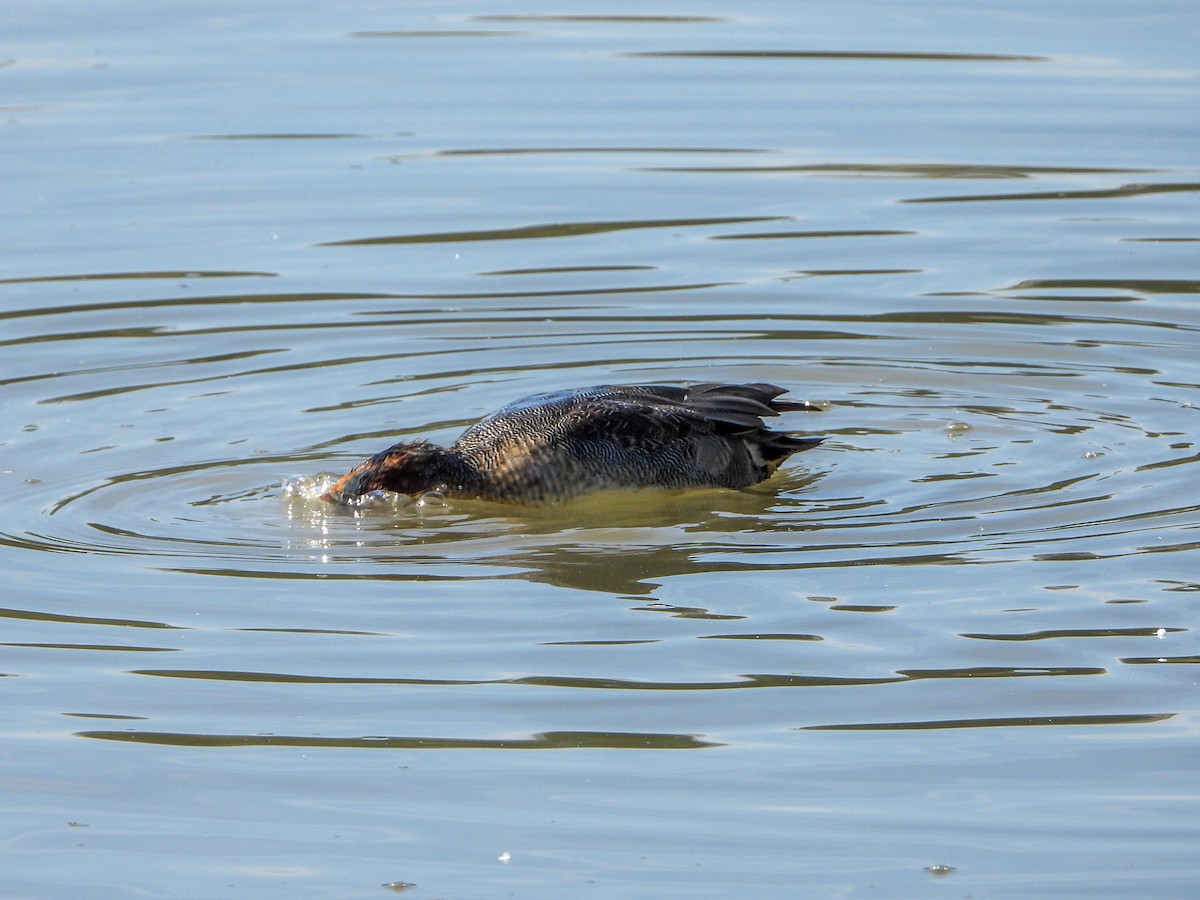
[771,399,826,413]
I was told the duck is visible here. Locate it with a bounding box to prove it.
[323,382,824,504]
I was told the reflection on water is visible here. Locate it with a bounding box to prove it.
[905,180,1200,204]
[0,270,278,285]
[626,50,1049,62]
[319,214,788,245]
[3,0,1200,895]
[77,729,717,750]
[802,712,1174,731]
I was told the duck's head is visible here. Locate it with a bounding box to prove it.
[322,440,459,501]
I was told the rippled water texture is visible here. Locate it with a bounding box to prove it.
[4,2,1200,897]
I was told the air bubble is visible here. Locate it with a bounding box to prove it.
[281,473,340,501]
[356,490,408,510]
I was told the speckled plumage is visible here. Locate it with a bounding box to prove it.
[325,382,824,503]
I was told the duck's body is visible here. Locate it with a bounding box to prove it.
[324,382,824,504]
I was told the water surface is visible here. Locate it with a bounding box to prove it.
[3,1,1199,897]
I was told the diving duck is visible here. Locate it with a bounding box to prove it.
[323,382,824,504]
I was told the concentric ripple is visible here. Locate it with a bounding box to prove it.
[3,264,1196,591]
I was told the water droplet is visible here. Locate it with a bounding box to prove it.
[280,476,306,498]
[281,472,345,502]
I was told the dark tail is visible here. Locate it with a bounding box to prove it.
[771,398,826,413]
[758,433,824,471]
[685,382,826,428]
[685,383,826,473]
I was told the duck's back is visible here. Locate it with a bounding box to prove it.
[449,383,822,501]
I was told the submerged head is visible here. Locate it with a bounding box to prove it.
[322,440,461,501]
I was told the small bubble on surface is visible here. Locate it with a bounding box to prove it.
[418,490,447,507]
[924,864,956,877]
